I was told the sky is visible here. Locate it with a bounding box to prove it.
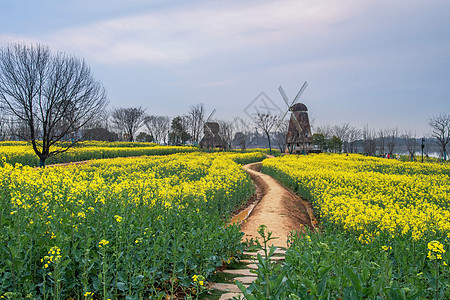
[1,0,449,136]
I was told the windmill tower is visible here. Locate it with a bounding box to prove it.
[279,81,313,154]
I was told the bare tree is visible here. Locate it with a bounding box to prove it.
[0,43,107,166]
[316,124,333,140]
[254,113,279,155]
[0,111,7,140]
[218,119,233,149]
[386,128,398,157]
[362,125,376,156]
[333,123,352,153]
[348,126,361,153]
[232,117,251,151]
[111,107,147,142]
[404,130,417,161]
[145,115,170,144]
[274,119,289,153]
[428,113,450,160]
[186,103,206,144]
[377,128,387,156]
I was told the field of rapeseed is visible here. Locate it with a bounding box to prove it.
[258,154,450,299]
[0,141,198,167]
[0,151,264,299]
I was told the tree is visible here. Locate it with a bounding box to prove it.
[186,103,206,144]
[428,113,450,160]
[404,130,417,161]
[329,136,343,153]
[333,123,351,153]
[386,128,398,157]
[254,113,279,155]
[362,125,376,156]
[0,43,107,166]
[144,115,170,144]
[376,128,387,156]
[136,132,153,142]
[312,133,327,152]
[274,120,289,153]
[111,106,147,142]
[169,116,190,145]
[347,127,361,153]
[218,119,234,150]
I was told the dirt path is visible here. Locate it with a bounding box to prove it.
[240,161,317,248]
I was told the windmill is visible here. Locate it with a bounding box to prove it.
[278,81,313,154]
[199,109,226,150]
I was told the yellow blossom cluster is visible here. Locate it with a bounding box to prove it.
[427,240,446,260]
[262,154,450,241]
[41,246,62,268]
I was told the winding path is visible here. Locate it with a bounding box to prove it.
[239,161,317,248]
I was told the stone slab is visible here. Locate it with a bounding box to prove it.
[209,282,243,293]
[222,269,257,276]
[246,263,258,269]
[234,276,256,284]
[219,292,243,300]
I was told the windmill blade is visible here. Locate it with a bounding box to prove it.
[206,108,216,122]
[202,108,216,136]
[293,81,308,103]
[278,85,291,107]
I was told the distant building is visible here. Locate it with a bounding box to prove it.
[199,122,226,149]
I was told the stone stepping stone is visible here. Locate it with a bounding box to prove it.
[240,256,285,264]
[219,292,243,300]
[246,263,258,270]
[209,282,245,293]
[222,269,256,276]
[243,248,286,257]
[234,276,257,284]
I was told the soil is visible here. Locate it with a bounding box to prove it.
[240,161,318,248]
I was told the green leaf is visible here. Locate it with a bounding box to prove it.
[344,267,362,293]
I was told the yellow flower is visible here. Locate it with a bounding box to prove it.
[99,239,109,247]
[114,215,123,222]
[199,280,204,286]
[381,245,392,251]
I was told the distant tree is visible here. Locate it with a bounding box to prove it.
[0,111,7,140]
[274,120,289,153]
[377,128,387,156]
[218,120,233,149]
[312,133,327,152]
[254,113,279,155]
[232,117,250,151]
[82,127,118,142]
[136,132,153,142]
[234,132,247,152]
[333,123,351,153]
[111,107,147,142]
[328,136,343,153]
[362,125,376,156]
[144,115,170,144]
[0,43,107,166]
[386,128,398,157]
[347,127,361,153]
[187,103,206,144]
[428,113,450,160]
[169,116,190,145]
[404,130,417,161]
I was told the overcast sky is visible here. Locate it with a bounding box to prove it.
[1,0,449,135]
